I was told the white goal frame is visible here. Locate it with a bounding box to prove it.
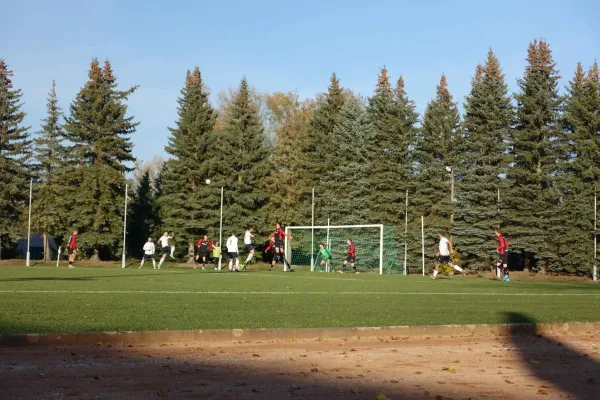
[284,224,384,274]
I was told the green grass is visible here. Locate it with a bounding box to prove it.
[0,263,598,334]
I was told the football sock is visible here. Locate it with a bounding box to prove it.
[228,260,233,271]
[152,259,156,268]
[453,265,463,272]
[140,259,144,267]
[433,270,439,278]
[235,259,240,270]
[246,253,253,263]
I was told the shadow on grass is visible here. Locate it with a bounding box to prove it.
[504,312,600,399]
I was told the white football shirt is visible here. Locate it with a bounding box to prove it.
[244,230,253,245]
[439,237,450,256]
[226,236,238,252]
[143,242,155,255]
[159,235,170,248]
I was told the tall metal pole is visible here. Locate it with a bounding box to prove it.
[26,179,32,267]
[121,184,128,269]
[594,187,597,282]
[311,188,315,272]
[326,218,330,272]
[421,215,425,276]
[219,186,224,270]
[403,189,408,275]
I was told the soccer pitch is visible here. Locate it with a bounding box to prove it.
[0,265,599,335]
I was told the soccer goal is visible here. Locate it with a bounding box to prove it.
[284,224,402,274]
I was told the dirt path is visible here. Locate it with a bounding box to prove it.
[1,332,598,399]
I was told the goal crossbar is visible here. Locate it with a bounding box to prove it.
[284,224,384,274]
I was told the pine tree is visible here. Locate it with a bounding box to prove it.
[0,59,31,260]
[321,95,375,224]
[215,77,270,237]
[504,40,563,272]
[409,74,460,271]
[557,62,600,274]
[31,80,70,261]
[64,59,138,261]
[264,92,314,226]
[299,73,346,224]
[453,50,513,269]
[128,171,157,257]
[160,67,218,262]
[367,68,419,226]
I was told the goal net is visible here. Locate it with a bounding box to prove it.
[284,224,404,274]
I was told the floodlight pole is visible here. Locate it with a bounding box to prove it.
[26,179,32,267]
[311,188,315,271]
[121,184,128,268]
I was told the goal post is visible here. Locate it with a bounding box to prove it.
[285,224,393,274]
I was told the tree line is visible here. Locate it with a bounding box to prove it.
[1,39,599,274]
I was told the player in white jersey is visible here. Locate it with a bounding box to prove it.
[226,231,240,272]
[157,231,171,269]
[431,232,464,279]
[169,232,176,259]
[139,237,156,269]
[242,227,255,271]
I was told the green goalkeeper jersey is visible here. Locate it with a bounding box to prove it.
[318,248,332,261]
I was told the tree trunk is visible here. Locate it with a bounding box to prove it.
[42,232,52,262]
[186,240,195,264]
[91,248,101,263]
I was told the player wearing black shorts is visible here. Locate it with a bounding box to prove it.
[157,231,171,269]
[268,223,293,271]
[340,239,357,273]
[195,235,215,270]
[431,232,464,279]
[495,228,510,282]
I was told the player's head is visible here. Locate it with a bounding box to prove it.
[347,239,353,245]
[319,243,325,248]
[203,235,208,240]
[147,237,152,242]
[438,232,446,239]
[275,222,281,229]
[247,226,253,232]
[164,231,168,236]
[72,230,78,235]
[231,231,236,236]
[495,227,502,236]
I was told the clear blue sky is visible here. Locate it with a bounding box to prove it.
[2,0,598,163]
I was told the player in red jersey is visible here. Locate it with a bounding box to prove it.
[495,228,510,282]
[340,239,356,273]
[67,230,78,268]
[269,223,293,271]
[195,235,216,270]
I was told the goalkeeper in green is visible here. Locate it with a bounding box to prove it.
[317,243,332,271]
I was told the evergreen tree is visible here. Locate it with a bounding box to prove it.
[453,50,513,269]
[367,68,419,226]
[299,73,346,224]
[32,80,70,261]
[321,95,374,224]
[128,171,157,256]
[64,59,138,261]
[557,62,600,274]
[215,77,270,237]
[409,74,460,271]
[264,92,314,226]
[504,40,562,272]
[0,59,31,260]
[160,67,218,262]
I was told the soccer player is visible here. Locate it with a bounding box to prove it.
[157,231,171,269]
[431,232,464,279]
[269,223,292,271]
[169,232,176,259]
[242,227,255,270]
[340,239,356,273]
[195,235,215,270]
[495,228,510,282]
[317,243,332,272]
[140,237,156,269]
[67,230,78,268]
[226,231,240,272]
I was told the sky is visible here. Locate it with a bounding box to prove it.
[2,0,599,164]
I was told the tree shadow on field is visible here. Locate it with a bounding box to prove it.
[504,312,600,399]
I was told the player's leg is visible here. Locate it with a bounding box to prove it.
[450,261,464,275]
[201,255,207,270]
[245,247,254,264]
[170,245,175,259]
[140,256,145,269]
[431,262,440,279]
[235,255,240,271]
[501,253,510,282]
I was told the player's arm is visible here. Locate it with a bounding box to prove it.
[208,241,215,250]
[280,229,292,240]
[448,240,453,254]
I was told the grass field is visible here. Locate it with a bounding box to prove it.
[0,263,599,335]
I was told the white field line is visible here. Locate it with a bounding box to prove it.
[0,290,598,296]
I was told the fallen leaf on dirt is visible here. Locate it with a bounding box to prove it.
[157,387,169,397]
[252,354,260,358]
[505,379,513,384]
[93,375,101,380]
[537,389,549,395]
[252,388,259,393]
[67,391,80,397]
[291,384,300,390]
[390,380,398,383]
[311,368,319,372]
[414,371,422,375]
[442,366,456,373]
[530,359,540,364]
[424,391,430,396]
[377,394,388,400]
[96,341,102,346]
[437,381,446,384]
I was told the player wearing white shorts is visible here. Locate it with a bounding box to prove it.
[431,232,464,279]
[139,237,156,269]
[226,231,240,272]
[157,231,170,269]
[242,227,255,270]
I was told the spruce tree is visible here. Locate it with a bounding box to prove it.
[453,50,513,269]
[299,73,346,224]
[0,59,31,260]
[557,62,600,274]
[64,59,138,261]
[409,74,460,271]
[160,67,218,262]
[264,92,314,226]
[321,95,375,224]
[32,80,69,261]
[215,77,270,237]
[504,40,562,272]
[367,68,419,226]
[128,171,157,256]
